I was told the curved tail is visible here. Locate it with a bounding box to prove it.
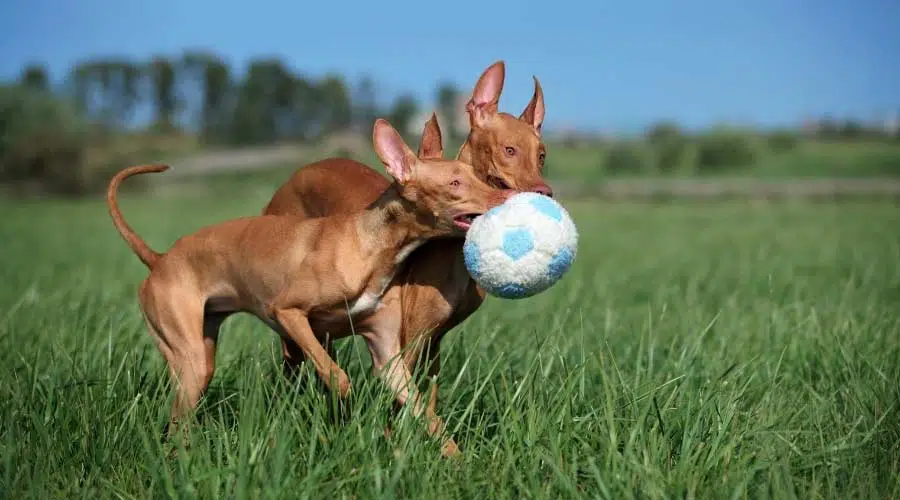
[106,164,170,269]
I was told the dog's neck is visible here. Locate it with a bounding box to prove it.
[457,139,491,185]
[355,184,443,262]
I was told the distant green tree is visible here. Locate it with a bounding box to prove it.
[352,76,380,133]
[149,56,178,131]
[815,116,840,140]
[94,59,142,129]
[179,52,208,131]
[68,62,93,116]
[603,141,654,174]
[645,121,688,172]
[230,60,274,145]
[229,58,297,144]
[645,121,682,144]
[201,57,231,139]
[118,61,142,126]
[766,130,799,153]
[19,64,49,91]
[387,93,419,141]
[272,63,297,140]
[291,75,320,141]
[316,74,352,135]
[838,119,866,140]
[65,60,121,133]
[203,61,231,142]
[894,111,900,140]
[0,84,91,195]
[436,82,461,141]
[695,129,761,172]
[94,60,115,126]
[182,51,232,142]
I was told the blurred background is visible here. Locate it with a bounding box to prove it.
[2,3,900,495]
[0,0,898,198]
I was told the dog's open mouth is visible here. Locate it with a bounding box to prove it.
[453,213,479,231]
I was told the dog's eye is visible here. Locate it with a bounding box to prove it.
[539,152,546,166]
[450,179,461,187]
[504,146,516,156]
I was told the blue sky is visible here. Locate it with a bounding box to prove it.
[1,0,897,132]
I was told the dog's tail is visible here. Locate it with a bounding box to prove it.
[106,164,169,269]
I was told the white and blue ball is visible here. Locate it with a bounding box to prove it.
[463,192,578,299]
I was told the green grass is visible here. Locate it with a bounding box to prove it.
[1,185,899,498]
[544,140,900,182]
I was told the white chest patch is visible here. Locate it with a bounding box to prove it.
[346,241,423,317]
[394,240,424,265]
[348,291,381,316]
[347,273,391,316]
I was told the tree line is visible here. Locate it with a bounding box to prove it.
[3,52,898,196]
[14,51,466,145]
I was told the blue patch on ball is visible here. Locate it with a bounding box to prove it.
[496,283,530,299]
[528,195,563,221]
[501,228,534,261]
[547,247,574,280]
[463,239,482,277]
[482,203,504,220]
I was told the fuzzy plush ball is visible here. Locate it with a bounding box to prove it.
[463,192,578,299]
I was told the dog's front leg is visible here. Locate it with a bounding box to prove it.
[364,329,459,457]
[280,336,337,384]
[273,307,351,398]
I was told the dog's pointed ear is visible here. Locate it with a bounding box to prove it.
[466,60,505,125]
[519,75,545,134]
[417,112,444,160]
[373,118,416,184]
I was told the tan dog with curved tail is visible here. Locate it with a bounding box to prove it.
[107,117,512,456]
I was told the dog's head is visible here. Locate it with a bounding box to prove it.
[373,115,513,237]
[457,61,552,198]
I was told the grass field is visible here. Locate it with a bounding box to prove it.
[1,180,899,498]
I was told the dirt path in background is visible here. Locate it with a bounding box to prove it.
[166,146,900,200]
[167,144,310,176]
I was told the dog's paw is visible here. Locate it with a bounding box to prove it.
[440,438,461,458]
[337,374,352,398]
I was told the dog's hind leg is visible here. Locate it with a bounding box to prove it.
[140,279,214,437]
[201,312,228,382]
